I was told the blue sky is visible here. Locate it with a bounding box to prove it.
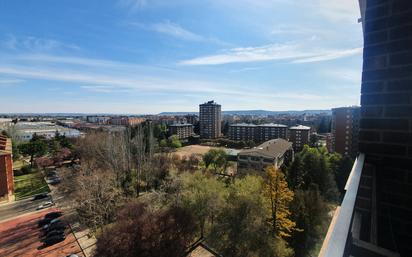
[0,0,363,114]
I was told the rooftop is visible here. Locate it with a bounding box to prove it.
[289,125,310,130]
[229,123,257,127]
[258,123,288,128]
[200,100,220,106]
[230,123,287,127]
[169,123,193,127]
[13,122,79,134]
[239,138,292,159]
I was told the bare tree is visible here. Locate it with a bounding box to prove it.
[75,170,123,231]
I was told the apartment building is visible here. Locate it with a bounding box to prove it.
[288,125,310,152]
[168,123,194,140]
[325,133,333,153]
[228,123,257,141]
[184,114,199,125]
[199,100,221,139]
[258,123,288,142]
[228,123,288,142]
[331,107,360,157]
[110,117,145,126]
[0,135,14,202]
[237,138,294,171]
[86,116,111,124]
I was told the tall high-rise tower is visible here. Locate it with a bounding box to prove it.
[199,100,221,139]
[331,106,360,158]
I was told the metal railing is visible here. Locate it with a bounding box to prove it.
[318,153,365,257]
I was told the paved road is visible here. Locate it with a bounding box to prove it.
[0,208,84,257]
[0,195,53,222]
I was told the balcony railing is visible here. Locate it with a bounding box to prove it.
[319,153,365,257]
[319,153,400,257]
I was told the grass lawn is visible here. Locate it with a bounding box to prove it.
[14,171,50,200]
[13,159,27,170]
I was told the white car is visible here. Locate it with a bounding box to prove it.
[36,201,54,210]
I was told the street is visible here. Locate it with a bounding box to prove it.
[0,195,53,222]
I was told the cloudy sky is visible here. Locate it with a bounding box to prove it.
[0,0,363,114]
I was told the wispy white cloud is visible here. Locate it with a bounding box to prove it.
[179,43,362,66]
[0,57,323,102]
[208,0,360,23]
[321,68,362,84]
[180,43,305,65]
[13,54,153,70]
[1,35,79,52]
[0,78,24,85]
[230,67,262,73]
[292,47,362,63]
[315,0,361,23]
[117,0,147,11]
[128,21,228,45]
[150,21,203,41]
[270,25,336,39]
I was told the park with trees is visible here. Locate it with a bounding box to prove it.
[49,120,354,257]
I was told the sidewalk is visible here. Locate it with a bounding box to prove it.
[48,184,96,257]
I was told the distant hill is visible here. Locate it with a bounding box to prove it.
[1,109,332,117]
[159,109,332,116]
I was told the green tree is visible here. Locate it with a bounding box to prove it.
[153,124,168,142]
[159,139,167,147]
[1,130,10,137]
[202,149,228,173]
[286,155,304,190]
[264,166,296,239]
[335,155,354,194]
[18,134,48,167]
[11,140,20,161]
[298,146,339,202]
[180,172,226,237]
[309,134,318,147]
[289,186,329,257]
[209,176,293,257]
[168,135,182,148]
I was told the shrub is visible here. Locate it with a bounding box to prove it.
[20,165,32,175]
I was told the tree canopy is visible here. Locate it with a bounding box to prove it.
[95,201,196,257]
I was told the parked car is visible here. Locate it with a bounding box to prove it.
[46,170,58,177]
[42,234,65,246]
[32,193,49,201]
[44,211,63,219]
[38,217,54,227]
[41,229,65,241]
[43,222,67,233]
[46,177,61,185]
[36,201,54,210]
[42,218,61,230]
[66,255,79,257]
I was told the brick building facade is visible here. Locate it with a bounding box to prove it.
[168,123,194,140]
[332,106,360,158]
[199,101,221,139]
[288,125,310,152]
[358,0,412,254]
[0,135,14,202]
